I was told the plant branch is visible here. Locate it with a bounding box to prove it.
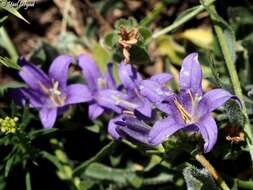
[152,0,215,38]
[73,141,117,175]
[209,5,253,164]
[195,154,230,190]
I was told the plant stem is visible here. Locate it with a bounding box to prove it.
[210,5,253,164]
[152,0,215,38]
[140,2,166,27]
[73,141,117,175]
[195,154,230,190]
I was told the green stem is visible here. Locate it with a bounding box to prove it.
[152,0,215,38]
[73,141,117,175]
[140,2,166,27]
[25,171,32,190]
[210,5,253,164]
[237,179,253,190]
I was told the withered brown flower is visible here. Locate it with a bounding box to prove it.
[118,25,139,63]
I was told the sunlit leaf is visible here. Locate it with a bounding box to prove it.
[181,28,213,49]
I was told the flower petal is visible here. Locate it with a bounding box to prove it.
[108,116,123,140]
[65,84,93,105]
[139,79,174,103]
[39,107,57,128]
[150,73,173,85]
[88,103,104,120]
[118,62,142,91]
[21,88,48,108]
[149,116,184,146]
[123,116,150,133]
[135,98,153,118]
[95,89,124,113]
[49,55,73,90]
[179,53,202,97]
[197,114,218,153]
[104,63,116,89]
[19,58,50,91]
[78,54,101,91]
[196,88,240,119]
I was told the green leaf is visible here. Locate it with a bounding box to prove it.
[74,141,117,175]
[25,172,32,190]
[0,56,20,70]
[174,5,201,25]
[104,32,119,48]
[0,16,8,27]
[139,27,152,43]
[200,0,236,63]
[29,128,58,140]
[0,80,25,96]
[0,1,29,23]
[5,156,14,177]
[84,163,143,188]
[129,46,151,65]
[114,17,138,31]
[91,44,112,73]
[183,166,217,190]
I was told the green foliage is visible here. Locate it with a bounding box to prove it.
[0,0,29,23]
[183,166,217,190]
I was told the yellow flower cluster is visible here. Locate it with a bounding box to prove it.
[0,116,19,134]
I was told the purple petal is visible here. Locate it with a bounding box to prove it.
[65,84,93,105]
[139,80,174,103]
[156,102,172,114]
[19,58,50,92]
[95,89,124,113]
[123,116,150,133]
[88,103,104,120]
[178,90,193,114]
[118,62,142,91]
[39,107,57,128]
[197,114,218,153]
[179,53,202,97]
[196,88,240,119]
[135,98,153,118]
[151,73,173,85]
[104,63,116,89]
[78,54,101,91]
[149,116,184,146]
[118,125,150,144]
[21,88,48,108]
[108,116,123,140]
[49,55,73,90]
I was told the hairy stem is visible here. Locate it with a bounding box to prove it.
[195,154,230,190]
[210,5,253,164]
[152,0,215,38]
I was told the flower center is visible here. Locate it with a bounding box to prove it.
[97,78,107,89]
[173,98,192,124]
[38,80,66,106]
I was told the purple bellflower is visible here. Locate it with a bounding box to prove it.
[78,54,138,120]
[118,62,173,117]
[148,53,239,153]
[108,64,173,141]
[108,112,151,144]
[18,55,93,128]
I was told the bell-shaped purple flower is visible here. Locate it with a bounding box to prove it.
[18,55,93,128]
[78,54,138,120]
[148,53,240,153]
[118,62,173,117]
[108,113,151,145]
